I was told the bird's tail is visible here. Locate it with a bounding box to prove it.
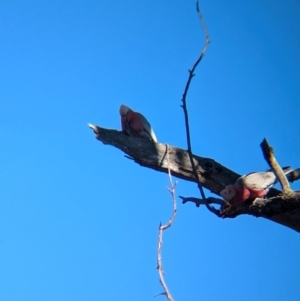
[267,166,297,183]
[149,129,158,142]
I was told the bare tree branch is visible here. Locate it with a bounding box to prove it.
[88,125,239,192]
[88,124,300,232]
[180,196,224,207]
[181,1,219,215]
[156,145,177,301]
[260,138,294,196]
[221,193,300,218]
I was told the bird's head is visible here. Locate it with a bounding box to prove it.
[220,185,236,201]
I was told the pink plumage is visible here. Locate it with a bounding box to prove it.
[119,104,158,142]
[220,168,293,206]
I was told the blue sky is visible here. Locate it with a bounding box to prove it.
[1,0,300,300]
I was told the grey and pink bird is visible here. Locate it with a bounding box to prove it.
[119,104,158,142]
[220,167,293,206]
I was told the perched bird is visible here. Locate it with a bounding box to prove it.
[119,104,158,142]
[220,167,293,206]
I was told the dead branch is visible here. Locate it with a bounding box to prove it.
[181,1,219,215]
[180,196,224,207]
[156,146,177,301]
[261,138,294,196]
[88,125,300,232]
[88,124,239,192]
[220,193,300,235]
[221,193,300,217]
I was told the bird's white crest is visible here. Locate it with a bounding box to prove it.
[119,104,130,117]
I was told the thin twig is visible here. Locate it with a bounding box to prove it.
[181,1,219,216]
[260,138,294,196]
[180,196,224,207]
[156,145,177,301]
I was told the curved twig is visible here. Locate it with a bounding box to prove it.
[156,145,177,301]
[181,1,219,216]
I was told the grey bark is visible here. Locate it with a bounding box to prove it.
[88,124,300,233]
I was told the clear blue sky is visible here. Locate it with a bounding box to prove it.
[1,0,300,300]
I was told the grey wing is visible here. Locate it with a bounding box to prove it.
[123,121,133,136]
[236,172,276,190]
[137,113,158,142]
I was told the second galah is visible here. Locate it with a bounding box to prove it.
[119,104,158,142]
[220,168,293,206]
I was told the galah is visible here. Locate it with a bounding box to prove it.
[119,104,158,142]
[220,168,293,206]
